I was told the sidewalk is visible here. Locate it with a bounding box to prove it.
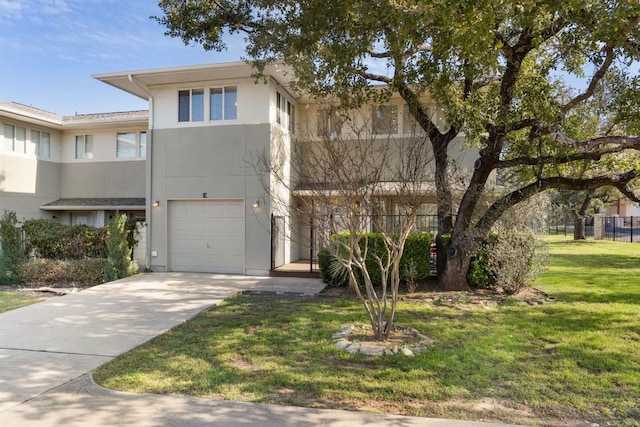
[0,273,524,426]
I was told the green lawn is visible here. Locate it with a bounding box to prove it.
[0,291,44,313]
[93,238,640,426]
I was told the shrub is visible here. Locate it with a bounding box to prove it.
[20,258,106,286]
[0,210,27,284]
[22,219,108,259]
[319,232,432,287]
[468,231,548,294]
[104,214,138,282]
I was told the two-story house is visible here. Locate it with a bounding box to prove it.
[2,61,479,276]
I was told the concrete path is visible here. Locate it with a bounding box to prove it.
[0,273,523,426]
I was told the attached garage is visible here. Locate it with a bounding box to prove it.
[168,200,245,274]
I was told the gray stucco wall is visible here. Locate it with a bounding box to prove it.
[61,161,145,198]
[149,124,272,275]
[0,156,61,220]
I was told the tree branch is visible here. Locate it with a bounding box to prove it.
[497,145,628,169]
[476,170,640,233]
[555,16,640,124]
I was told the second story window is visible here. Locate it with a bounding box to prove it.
[372,105,398,135]
[210,86,237,120]
[178,89,204,122]
[75,135,93,160]
[31,130,51,158]
[3,124,26,153]
[117,131,147,158]
[276,91,295,132]
[316,109,342,138]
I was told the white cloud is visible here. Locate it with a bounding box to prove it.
[0,0,24,20]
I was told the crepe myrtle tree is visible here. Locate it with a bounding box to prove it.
[157,0,640,290]
[258,107,434,340]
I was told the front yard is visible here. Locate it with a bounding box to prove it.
[93,237,640,426]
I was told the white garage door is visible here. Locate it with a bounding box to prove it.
[168,200,245,274]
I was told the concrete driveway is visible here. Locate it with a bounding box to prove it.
[0,273,522,427]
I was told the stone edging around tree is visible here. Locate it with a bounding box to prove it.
[332,324,434,357]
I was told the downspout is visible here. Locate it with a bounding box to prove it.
[128,73,154,271]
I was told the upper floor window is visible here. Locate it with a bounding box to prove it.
[3,124,26,153]
[210,86,237,120]
[277,91,295,132]
[139,131,147,157]
[31,129,51,158]
[116,131,147,158]
[403,104,447,134]
[179,88,204,122]
[372,105,398,135]
[75,135,94,159]
[316,109,342,138]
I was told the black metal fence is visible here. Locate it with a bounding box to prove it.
[601,216,640,243]
[547,216,594,238]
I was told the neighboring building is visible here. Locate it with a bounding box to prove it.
[2,61,480,275]
[0,101,147,226]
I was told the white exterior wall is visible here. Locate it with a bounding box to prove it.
[152,77,272,130]
[60,126,147,163]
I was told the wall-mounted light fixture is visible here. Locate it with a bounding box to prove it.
[152,199,160,207]
[252,200,260,209]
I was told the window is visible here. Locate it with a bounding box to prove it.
[117,131,146,158]
[31,130,51,158]
[210,86,237,120]
[403,104,447,134]
[139,131,147,157]
[3,124,26,153]
[288,101,295,134]
[372,105,398,135]
[276,91,294,131]
[75,135,93,159]
[178,89,204,122]
[116,132,136,158]
[316,109,342,138]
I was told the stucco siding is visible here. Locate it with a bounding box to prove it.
[149,124,272,274]
[61,161,145,198]
[0,155,61,219]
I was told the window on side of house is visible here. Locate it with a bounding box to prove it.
[139,131,147,157]
[178,89,204,122]
[316,109,342,138]
[3,124,27,153]
[3,124,15,151]
[288,101,295,134]
[116,132,136,158]
[372,105,398,135]
[116,131,147,158]
[276,91,293,130]
[403,103,428,135]
[31,130,51,158]
[210,86,237,120]
[75,135,94,159]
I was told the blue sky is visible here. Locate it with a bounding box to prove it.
[0,0,244,116]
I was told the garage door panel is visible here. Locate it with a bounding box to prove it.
[168,200,245,274]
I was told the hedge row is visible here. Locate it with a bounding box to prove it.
[19,258,107,286]
[318,232,432,287]
[22,219,108,260]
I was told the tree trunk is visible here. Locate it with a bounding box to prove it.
[572,191,592,240]
[440,241,473,291]
[573,215,586,240]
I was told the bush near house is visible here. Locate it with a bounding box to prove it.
[0,213,140,286]
[0,210,28,285]
[467,231,548,294]
[22,219,108,259]
[20,258,106,286]
[104,214,139,282]
[319,233,432,288]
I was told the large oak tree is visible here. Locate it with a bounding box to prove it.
[157,0,640,290]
